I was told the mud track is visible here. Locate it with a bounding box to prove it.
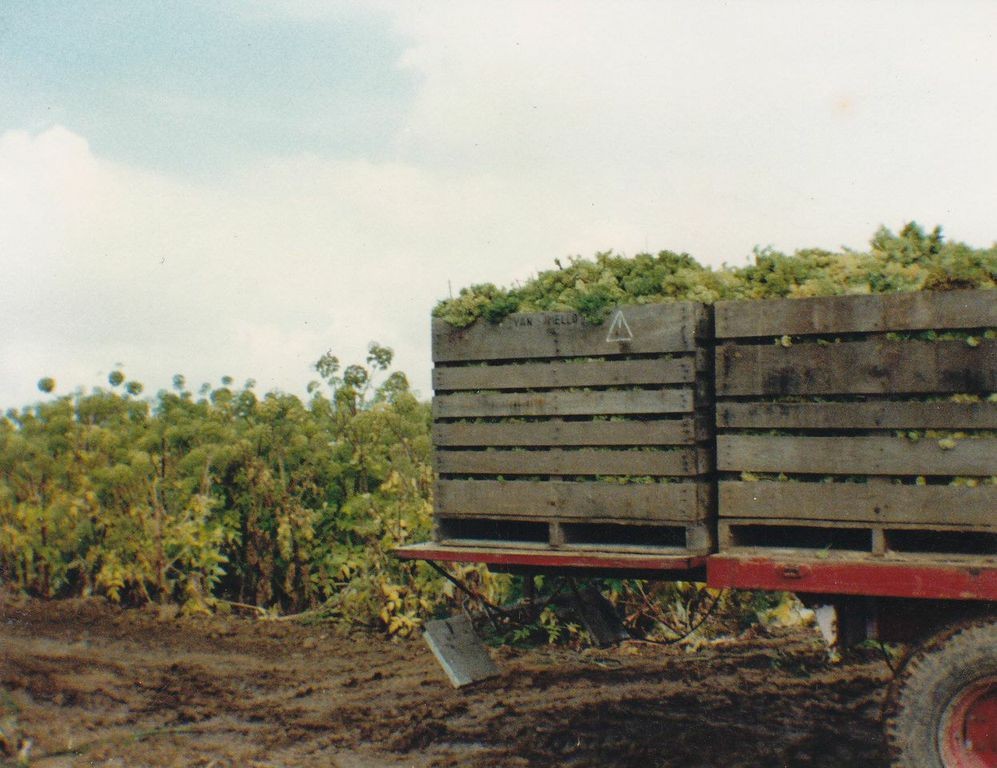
[1,595,890,767]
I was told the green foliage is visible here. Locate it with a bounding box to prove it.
[434,223,997,326]
[0,345,504,633]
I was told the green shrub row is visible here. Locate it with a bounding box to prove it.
[0,345,511,634]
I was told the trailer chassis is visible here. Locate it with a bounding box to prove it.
[397,544,996,767]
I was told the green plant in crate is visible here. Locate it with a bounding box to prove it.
[433,223,996,327]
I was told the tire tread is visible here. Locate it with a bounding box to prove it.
[884,617,997,768]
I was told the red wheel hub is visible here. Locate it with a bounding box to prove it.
[941,677,997,768]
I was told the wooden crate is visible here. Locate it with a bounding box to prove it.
[715,288,997,561]
[432,302,714,555]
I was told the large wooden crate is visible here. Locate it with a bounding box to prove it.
[714,288,997,561]
[431,302,714,555]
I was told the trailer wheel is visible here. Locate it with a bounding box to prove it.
[885,619,996,768]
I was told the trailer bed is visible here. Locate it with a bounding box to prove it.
[398,544,997,601]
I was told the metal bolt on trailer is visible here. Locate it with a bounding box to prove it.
[399,288,997,768]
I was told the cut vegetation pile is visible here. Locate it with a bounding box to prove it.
[434,223,995,327]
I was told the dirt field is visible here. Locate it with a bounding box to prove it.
[1,593,892,767]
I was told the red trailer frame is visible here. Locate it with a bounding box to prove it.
[707,553,997,602]
[396,544,997,602]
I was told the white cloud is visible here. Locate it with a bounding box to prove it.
[0,127,594,406]
[3,1,996,406]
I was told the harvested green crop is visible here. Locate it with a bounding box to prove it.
[434,223,997,327]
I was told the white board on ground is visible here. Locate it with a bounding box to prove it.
[422,615,500,688]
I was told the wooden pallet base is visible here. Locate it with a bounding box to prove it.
[435,517,713,557]
[719,517,996,560]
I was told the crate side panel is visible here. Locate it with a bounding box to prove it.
[717,435,997,476]
[436,447,711,477]
[435,479,709,523]
[432,302,708,362]
[433,389,694,418]
[719,481,994,527]
[715,289,996,339]
[433,357,697,391]
[717,401,997,430]
[432,418,702,447]
[716,339,995,396]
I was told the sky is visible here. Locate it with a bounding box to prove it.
[2,0,996,407]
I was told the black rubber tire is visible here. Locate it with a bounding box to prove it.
[884,618,997,768]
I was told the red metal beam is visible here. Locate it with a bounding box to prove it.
[396,543,997,601]
[395,542,706,572]
[708,554,997,601]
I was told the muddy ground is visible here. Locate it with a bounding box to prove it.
[1,594,892,767]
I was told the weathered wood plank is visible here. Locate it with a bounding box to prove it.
[718,435,997,476]
[432,418,703,447]
[719,482,995,527]
[435,447,711,477]
[423,615,500,687]
[432,418,704,447]
[433,389,694,418]
[717,400,997,430]
[435,479,712,522]
[716,339,995,396]
[432,302,709,362]
[558,522,713,555]
[715,289,996,338]
[433,357,697,391]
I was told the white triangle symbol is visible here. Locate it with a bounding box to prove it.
[606,310,634,342]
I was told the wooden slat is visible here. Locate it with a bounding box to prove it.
[433,302,709,362]
[435,479,711,522]
[719,481,994,527]
[433,357,696,391]
[715,289,996,338]
[717,400,997,430]
[717,519,997,561]
[718,435,997,476]
[433,389,693,418]
[435,448,711,477]
[432,418,703,447]
[716,339,995,396]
